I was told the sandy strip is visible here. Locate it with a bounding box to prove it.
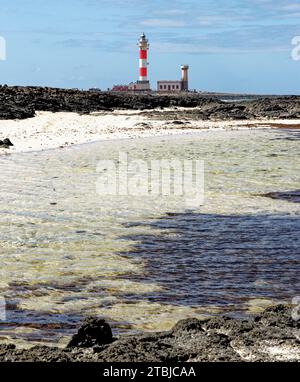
[0,109,300,155]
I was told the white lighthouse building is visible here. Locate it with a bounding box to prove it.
[128,33,151,91]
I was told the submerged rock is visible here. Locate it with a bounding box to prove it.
[262,190,300,203]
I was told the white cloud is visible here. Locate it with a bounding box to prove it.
[281,3,300,11]
[196,13,254,27]
[151,40,289,55]
[140,18,185,28]
[151,42,236,54]
[155,9,187,16]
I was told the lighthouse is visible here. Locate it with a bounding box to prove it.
[113,34,191,92]
[127,33,151,91]
[135,33,150,91]
[138,33,149,81]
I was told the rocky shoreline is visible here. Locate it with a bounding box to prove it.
[1,85,300,121]
[0,305,299,362]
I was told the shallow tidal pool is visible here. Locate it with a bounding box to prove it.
[0,128,299,346]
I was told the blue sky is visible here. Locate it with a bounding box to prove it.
[0,0,300,94]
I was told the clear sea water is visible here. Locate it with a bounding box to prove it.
[0,128,299,346]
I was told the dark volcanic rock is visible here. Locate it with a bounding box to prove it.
[67,317,113,348]
[0,86,221,119]
[2,138,13,146]
[0,86,300,121]
[0,305,299,362]
[172,317,204,333]
[0,137,14,149]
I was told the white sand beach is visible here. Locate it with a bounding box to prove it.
[0,109,300,155]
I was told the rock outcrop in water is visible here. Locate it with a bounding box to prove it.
[262,190,300,203]
[0,305,299,362]
[0,85,300,121]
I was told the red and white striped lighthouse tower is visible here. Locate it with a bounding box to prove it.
[138,33,149,81]
[137,33,150,90]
